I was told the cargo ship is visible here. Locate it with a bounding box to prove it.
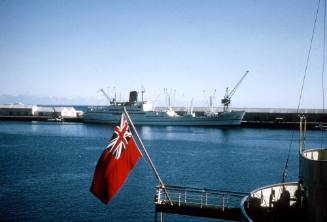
[83,91,245,126]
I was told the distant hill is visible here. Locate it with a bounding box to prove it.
[0,94,105,106]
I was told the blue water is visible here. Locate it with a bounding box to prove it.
[0,121,324,221]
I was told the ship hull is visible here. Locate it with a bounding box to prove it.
[83,110,245,126]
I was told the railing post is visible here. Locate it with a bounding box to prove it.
[205,192,208,206]
[184,191,187,203]
[201,194,203,208]
[160,212,164,222]
[157,188,161,204]
[222,195,225,211]
[178,193,181,206]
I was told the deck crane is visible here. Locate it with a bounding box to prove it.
[221,70,249,112]
[97,88,114,105]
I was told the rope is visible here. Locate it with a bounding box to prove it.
[282,0,322,183]
[123,107,173,205]
[321,0,326,147]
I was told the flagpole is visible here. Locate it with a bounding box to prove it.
[123,107,173,204]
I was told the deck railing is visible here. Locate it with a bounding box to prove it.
[155,184,247,210]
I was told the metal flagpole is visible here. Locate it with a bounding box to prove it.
[123,107,173,204]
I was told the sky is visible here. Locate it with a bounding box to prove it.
[0,0,326,108]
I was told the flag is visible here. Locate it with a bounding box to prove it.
[90,113,142,204]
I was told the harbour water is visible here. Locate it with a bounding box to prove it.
[0,121,324,221]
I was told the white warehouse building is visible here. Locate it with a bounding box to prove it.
[34,106,78,118]
[0,103,38,116]
[0,104,78,118]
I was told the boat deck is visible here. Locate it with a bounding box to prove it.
[154,185,248,221]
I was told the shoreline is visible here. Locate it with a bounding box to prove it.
[0,115,326,130]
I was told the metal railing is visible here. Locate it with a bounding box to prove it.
[240,182,303,222]
[155,184,248,210]
[246,182,299,208]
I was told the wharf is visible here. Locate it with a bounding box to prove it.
[156,107,326,114]
[1,107,326,129]
[0,115,50,121]
[241,121,325,129]
[0,115,82,122]
[240,108,326,129]
[172,107,327,129]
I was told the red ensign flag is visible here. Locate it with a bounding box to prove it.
[90,113,142,204]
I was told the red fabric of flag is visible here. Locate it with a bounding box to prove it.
[90,114,142,204]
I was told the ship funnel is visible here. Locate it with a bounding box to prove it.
[129,91,138,103]
[300,149,327,222]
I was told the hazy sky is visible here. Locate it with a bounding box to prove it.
[0,0,326,108]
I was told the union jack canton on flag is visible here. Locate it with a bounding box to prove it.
[107,114,133,159]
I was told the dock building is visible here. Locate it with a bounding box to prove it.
[0,103,80,120]
[34,106,78,118]
[0,103,38,116]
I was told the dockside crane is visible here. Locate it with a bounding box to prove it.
[221,70,249,111]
